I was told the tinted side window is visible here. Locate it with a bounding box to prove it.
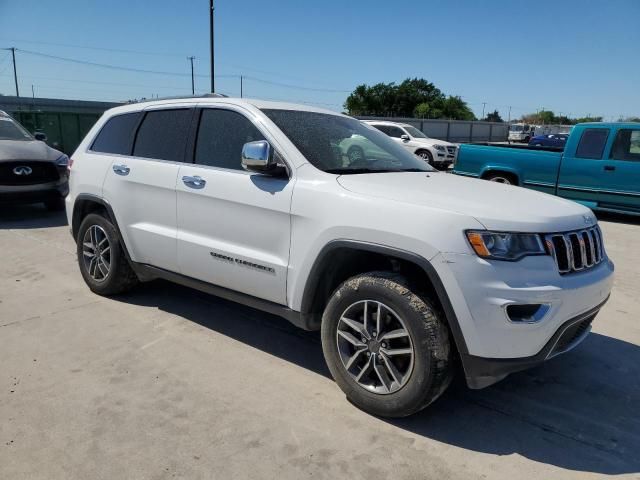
[91,112,141,155]
[133,109,192,162]
[387,127,404,138]
[575,128,609,159]
[373,125,390,135]
[195,109,265,170]
[610,129,640,162]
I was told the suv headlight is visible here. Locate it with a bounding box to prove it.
[55,154,70,167]
[434,144,446,152]
[466,231,546,261]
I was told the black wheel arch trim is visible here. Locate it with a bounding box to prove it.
[71,193,132,261]
[300,240,470,356]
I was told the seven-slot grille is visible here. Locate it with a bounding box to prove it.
[545,226,604,274]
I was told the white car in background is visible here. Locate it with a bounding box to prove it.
[364,120,457,169]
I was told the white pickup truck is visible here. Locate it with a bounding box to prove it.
[66,97,614,417]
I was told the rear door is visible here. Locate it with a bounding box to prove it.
[102,106,195,272]
[175,106,293,304]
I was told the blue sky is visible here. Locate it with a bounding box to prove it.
[0,0,638,120]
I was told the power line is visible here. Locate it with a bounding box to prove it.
[11,48,352,93]
[0,37,188,58]
[243,75,350,93]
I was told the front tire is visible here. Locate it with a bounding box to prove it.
[321,272,452,417]
[77,213,139,296]
[416,149,434,165]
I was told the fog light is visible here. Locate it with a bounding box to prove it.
[505,304,550,323]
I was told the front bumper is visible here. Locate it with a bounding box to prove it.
[431,251,614,387]
[0,178,69,204]
[461,298,607,388]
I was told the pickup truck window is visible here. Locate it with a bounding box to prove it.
[575,128,609,160]
[610,129,640,162]
[262,109,431,174]
[195,109,265,170]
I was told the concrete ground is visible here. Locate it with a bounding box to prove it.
[0,205,638,480]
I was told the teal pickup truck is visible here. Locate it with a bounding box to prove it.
[453,122,640,216]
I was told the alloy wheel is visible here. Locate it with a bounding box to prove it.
[336,300,414,394]
[82,225,111,282]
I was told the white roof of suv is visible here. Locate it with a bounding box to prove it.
[106,97,344,118]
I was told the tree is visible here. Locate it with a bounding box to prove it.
[344,78,475,120]
[483,109,503,122]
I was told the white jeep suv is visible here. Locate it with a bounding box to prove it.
[364,120,458,169]
[66,97,614,417]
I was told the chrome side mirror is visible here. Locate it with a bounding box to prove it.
[400,134,410,142]
[242,140,276,173]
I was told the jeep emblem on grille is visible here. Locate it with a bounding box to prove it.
[13,166,32,176]
[583,215,593,225]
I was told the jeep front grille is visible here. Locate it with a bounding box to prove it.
[545,226,604,274]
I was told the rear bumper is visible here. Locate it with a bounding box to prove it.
[462,298,607,388]
[0,179,69,204]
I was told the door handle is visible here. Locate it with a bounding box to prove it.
[182,175,206,189]
[604,165,616,172]
[112,164,130,176]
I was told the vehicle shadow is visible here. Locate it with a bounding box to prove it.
[0,203,68,229]
[115,281,639,476]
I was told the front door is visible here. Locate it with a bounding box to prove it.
[176,107,293,304]
[557,127,611,210]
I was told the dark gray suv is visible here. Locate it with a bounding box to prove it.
[0,111,69,211]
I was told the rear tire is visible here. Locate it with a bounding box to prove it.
[76,213,139,296]
[321,272,453,417]
[484,172,516,185]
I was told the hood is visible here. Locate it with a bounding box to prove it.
[0,139,61,162]
[337,172,595,233]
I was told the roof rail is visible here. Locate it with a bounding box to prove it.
[127,92,228,105]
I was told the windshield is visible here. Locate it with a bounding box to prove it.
[0,116,33,141]
[262,109,433,174]
[403,125,428,139]
[510,125,523,132]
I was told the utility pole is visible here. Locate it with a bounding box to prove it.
[209,0,215,93]
[187,56,195,95]
[240,75,243,98]
[507,106,512,123]
[9,47,19,97]
[31,84,35,99]
[481,102,487,119]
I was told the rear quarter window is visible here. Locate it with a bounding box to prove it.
[575,128,609,159]
[91,112,141,155]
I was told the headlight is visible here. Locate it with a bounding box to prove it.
[55,154,69,167]
[434,144,446,152]
[466,231,546,261]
